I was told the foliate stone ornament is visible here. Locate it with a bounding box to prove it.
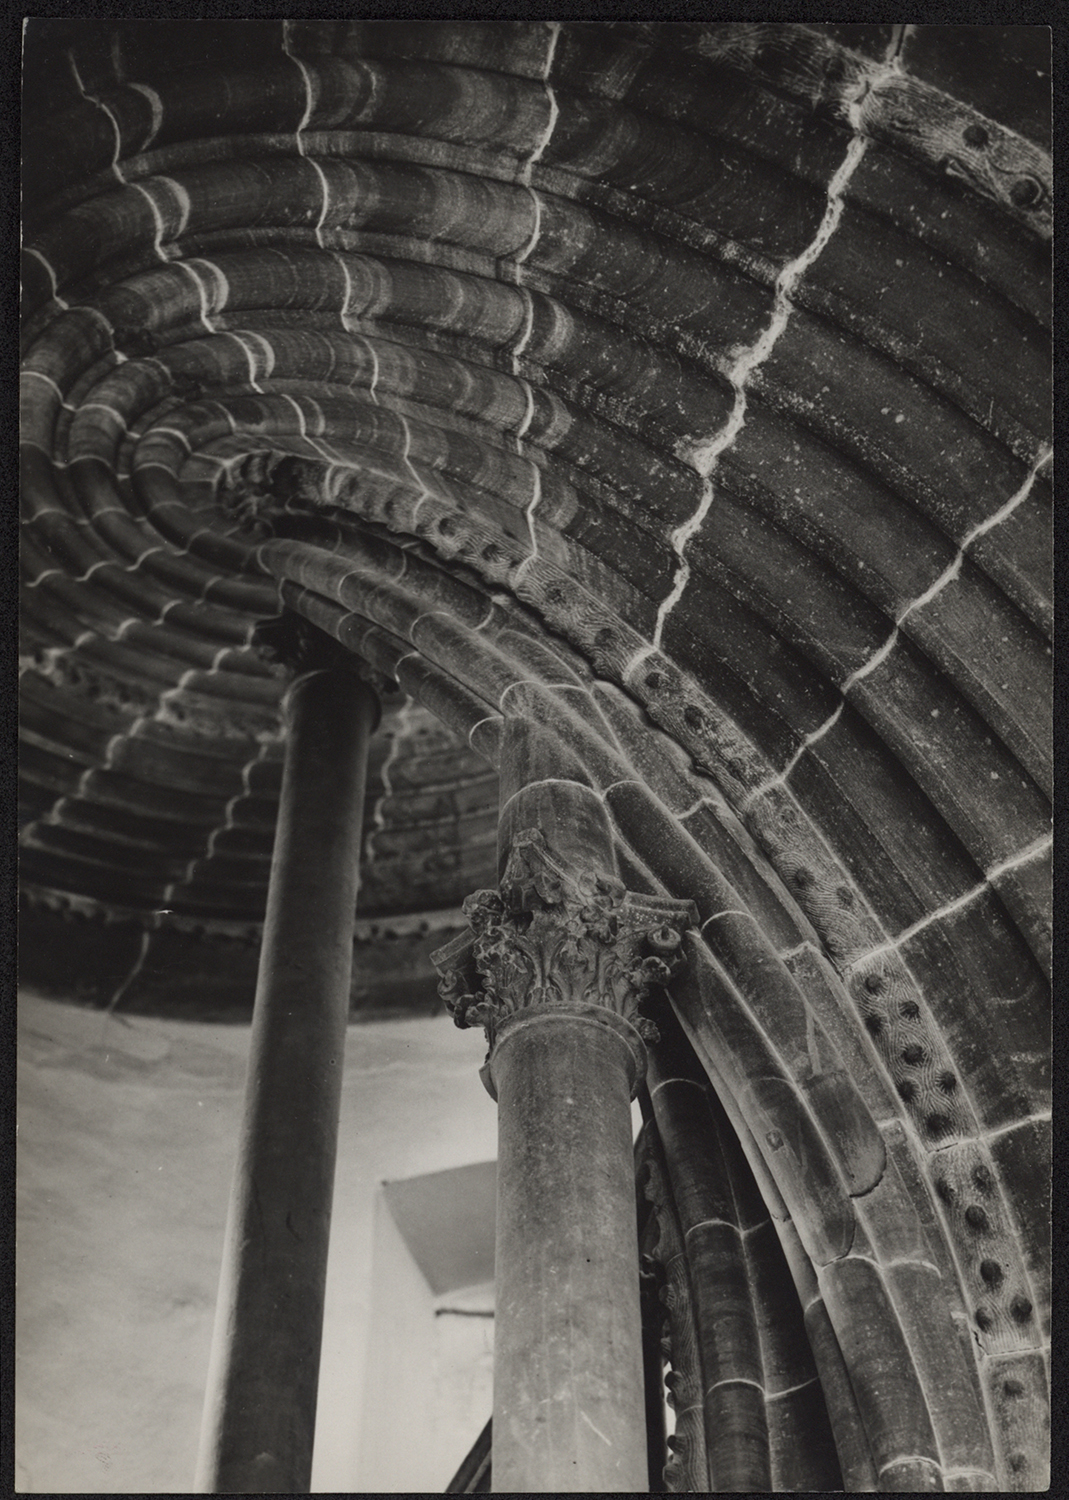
[431,828,697,1051]
[638,1128,709,1493]
[251,611,396,698]
[216,453,327,538]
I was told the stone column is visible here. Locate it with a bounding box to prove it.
[195,617,380,1495]
[433,808,695,1493]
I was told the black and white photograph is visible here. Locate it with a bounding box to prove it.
[16,18,1052,1493]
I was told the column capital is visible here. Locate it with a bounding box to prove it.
[253,611,394,700]
[431,827,697,1066]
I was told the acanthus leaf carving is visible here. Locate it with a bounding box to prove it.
[251,610,395,696]
[431,828,697,1052]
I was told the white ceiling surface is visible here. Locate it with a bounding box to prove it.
[15,987,497,1494]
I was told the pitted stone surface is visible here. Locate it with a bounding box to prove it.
[20,20,1050,1492]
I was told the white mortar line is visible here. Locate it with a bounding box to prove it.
[839,629,900,693]
[175,259,222,336]
[365,334,382,403]
[700,908,754,927]
[850,889,981,966]
[471,594,499,632]
[230,331,266,393]
[766,1375,821,1402]
[282,392,308,438]
[282,20,315,154]
[846,441,1053,690]
[308,158,331,248]
[510,287,537,374]
[506,21,561,381]
[875,1456,945,1479]
[652,120,872,649]
[29,621,272,843]
[468,713,503,755]
[303,394,326,437]
[513,189,543,267]
[335,252,355,331]
[23,708,148,841]
[398,410,439,527]
[23,247,70,310]
[520,22,561,188]
[22,368,73,404]
[702,1375,766,1397]
[126,81,163,148]
[777,939,820,964]
[245,330,276,383]
[366,697,415,864]
[156,640,235,714]
[651,29,908,656]
[978,1111,1052,1146]
[68,51,126,184]
[743,704,845,808]
[743,443,1054,806]
[71,557,116,585]
[849,831,1052,967]
[625,641,660,678]
[156,175,191,259]
[322,464,346,503]
[144,423,193,451]
[677,793,715,819]
[598,777,643,799]
[99,727,281,1028]
[959,442,1052,550]
[521,460,542,563]
[986,832,1052,882]
[515,379,536,444]
[130,179,170,262]
[204,729,279,861]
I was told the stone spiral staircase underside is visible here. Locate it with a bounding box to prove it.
[20,21,1050,1491]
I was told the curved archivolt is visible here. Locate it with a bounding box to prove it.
[20,20,1050,1490]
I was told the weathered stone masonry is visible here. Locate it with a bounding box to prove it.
[20,21,1050,1493]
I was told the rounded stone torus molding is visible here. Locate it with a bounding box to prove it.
[20,19,1050,1491]
[479,1005,650,1104]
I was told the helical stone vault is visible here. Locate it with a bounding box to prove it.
[20,20,1051,1492]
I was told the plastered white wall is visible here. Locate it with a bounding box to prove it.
[16,987,497,1494]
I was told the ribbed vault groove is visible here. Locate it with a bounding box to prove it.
[20,20,1049,1491]
[255,536,1038,1488]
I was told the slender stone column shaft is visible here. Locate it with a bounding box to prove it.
[433,744,695,1493]
[195,662,378,1495]
[490,1007,648,1492]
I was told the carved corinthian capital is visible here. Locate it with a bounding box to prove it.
[252,611,395,698]
[430,828,697,1053]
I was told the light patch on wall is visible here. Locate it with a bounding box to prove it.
[16,988,496,1493]
[357,1165,496,1492]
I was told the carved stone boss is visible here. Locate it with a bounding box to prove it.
[432,826,698,1092]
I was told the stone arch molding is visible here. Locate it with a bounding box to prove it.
[20,19,1050,1491]
[270,519,1048,1492]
